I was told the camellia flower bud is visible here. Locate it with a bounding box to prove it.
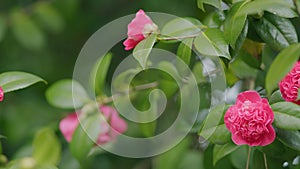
[59,105,127,144]
[123,9,158,50]
[0,86,4,102]
[279,61,300,105]
[224,91,275,146]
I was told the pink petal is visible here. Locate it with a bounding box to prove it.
[0,86,3,102]
[260,125,276,146]
[97,133,111,145]
[59,113,79,142]
[127,9,154,38]
[231,134,248,145]
[236,90,261,104]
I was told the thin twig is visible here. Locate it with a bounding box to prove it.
[246,146,251,169]
[99,82,159,104]
[263,152,268,169]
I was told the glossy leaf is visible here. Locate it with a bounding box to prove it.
[194,28,230,59]
[269,90,284,104]
[252,13,298,51]
[197,0,221,11]
[213,141,239,165]
[70,113,101,163]
[161,18,201,38]
[297,88,300,101]
[266,43,300,95]
[0,71,46,93]
[276,129,300,151]
[224,1,248,48]
[177,38,193,66]
[271,102,300,130]
[202,11,225,28]
[11,10,45,50]
[230,145,247,169]
[199,104,230,143]
[46,79,90,109]
[237,0,294,17]
[133,34,157,69]
[33,2,64,33]
[33,128,61,165]
[90,53,112,95]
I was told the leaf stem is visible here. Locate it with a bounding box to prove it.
[99,81,159,104]
[263,152,268,169]
[246,146,251,169]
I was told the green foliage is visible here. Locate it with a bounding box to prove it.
[90,53,112,96]
[224,1,248,48]
[251,13,298,51]
[133,34,157,69]
[161,18,201,38]
[266,43,300,95]
[32,128,61,165]
[197,0,222,11]
[271,102,300,130]
[213,141,239,165]
[70,113,101,163]
[46,79,90,109]
[11,10,46,50]
[237,0,295,17]
[0,71,46,93]
[194,28,230,59]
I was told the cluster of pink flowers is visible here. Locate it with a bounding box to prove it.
[279,61,300,105]
[59,105,127,144]
[123,9,158,50]
[224,91,275,146]
[0,86,3,102]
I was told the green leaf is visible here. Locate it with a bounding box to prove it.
[224,1,249,48]
[230,145,247,169]
[269,90,285,104]
[251,12,298,51]
[213,141,239,166]
[237,0,294,17]
[252,149,265,169]
[266,43,300,95]
[0,71,46,93]
[199,104,230,143]
[153,137,190,169]
[33,2,64,33]
[11,10,45,50]
[276,129,300,151]
[202,11,225,28]
[271,102,300,130]
[33,128,61,165]
[133,34,157,69]
[70,113,102,163]
[161,17,201,38]
[177,38,193,66]
[46,79,90,109]
[297,88,300,101]
[0,15,6,42]
[197,0,222,11]
[90,53,112,95]
[194,28,231,59]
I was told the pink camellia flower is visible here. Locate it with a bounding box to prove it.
[123,9,158,50]
[279,61,300,105]
[0,86,3,102]
[59,105,127,144]
[224,91,275,146]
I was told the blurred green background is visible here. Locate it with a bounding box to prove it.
[0,0,203,168]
